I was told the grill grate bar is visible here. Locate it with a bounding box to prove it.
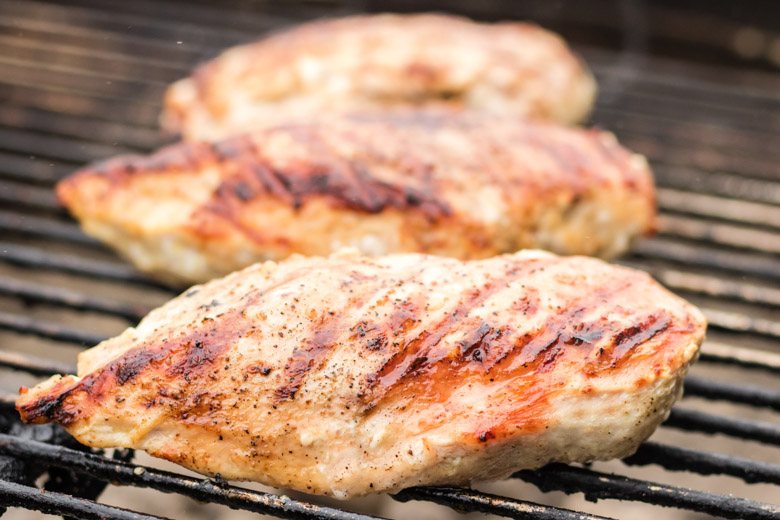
[655,169,780,206]
[393,486,615,520]
[0,150,71,185]
[0,311,106,347]
[642,268,780,308]
[625,441,780,485]
[587,50,780,101]
[0,180,61,213]
[0,125,136,164]
[0,210,102,247]
[0,478,169,520]
[0,21,195,69]
[590,75,780,132]
[684,375,780,411]
[657,188,780,229]
[514,464,780,520]
[664,407,780,446]
[697,342,780,373]
[0,0,259,48]
[0,242,168,288]
[0,54,169,98]
[631,239,780,281]
[593,112,780,162]
[0,33,190,79]
[0,104,161,151]
[0,276,145,322]
[0,82,160,128]
[0,434,382,520]
[657,214,780,255]
[4,433,780,520]
[63,0,322,34]
[596,105,780,151]
[0,349,77,377]
[630,142,780,183]
[700,308,780,339]
[0,12,214,59]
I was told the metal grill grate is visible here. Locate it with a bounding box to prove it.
[0,1,778,519]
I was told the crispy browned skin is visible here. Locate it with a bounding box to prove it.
[58,111,655,285]
[17,250,705,498]
[162,13,597,141]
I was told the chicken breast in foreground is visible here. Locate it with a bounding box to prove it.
[58,111,655,286]
[162,13,597,141]
[17,250,705,498]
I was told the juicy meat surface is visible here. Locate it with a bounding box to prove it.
[162,13,597,141]
[58,111,655,285]
[17,250,705,499]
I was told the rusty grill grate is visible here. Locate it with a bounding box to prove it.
[0,1,778,519]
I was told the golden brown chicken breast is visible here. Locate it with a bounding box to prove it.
[58,111,655,286]
[162,13,597,141]
[17,249,705,498]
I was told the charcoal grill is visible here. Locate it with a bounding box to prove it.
[0,0,778,519]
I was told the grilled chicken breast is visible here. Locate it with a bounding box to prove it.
[162,13,597,141]
[17,250,705,498]
[58,111,655,286]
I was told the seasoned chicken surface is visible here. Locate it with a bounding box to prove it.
[58,111,655,286]
[17,250,705,498]
[162,13,597,141]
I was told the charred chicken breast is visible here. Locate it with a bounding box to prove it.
[17,250,705,498]
[162,13,597,141]
[58,111,655,285]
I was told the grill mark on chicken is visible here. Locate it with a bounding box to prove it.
[361,276,673,435]
[355,299,420,360]
[275,271,384,402]
[15,377,77,425]
[18,326,233,426]
[84,130,453,225]
[19,268,314,426]
[275,316,342,402]
[457,323,504,363]
[196,131,453,226]
[585,313,671,374]
[457,311,672,441]
[362,257,555,408]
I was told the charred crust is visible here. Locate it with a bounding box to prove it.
[16,301,259,427]
[68,128,453,228]
[17,389,76,425]
[247,363,273,376]
[477,430,495,442]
